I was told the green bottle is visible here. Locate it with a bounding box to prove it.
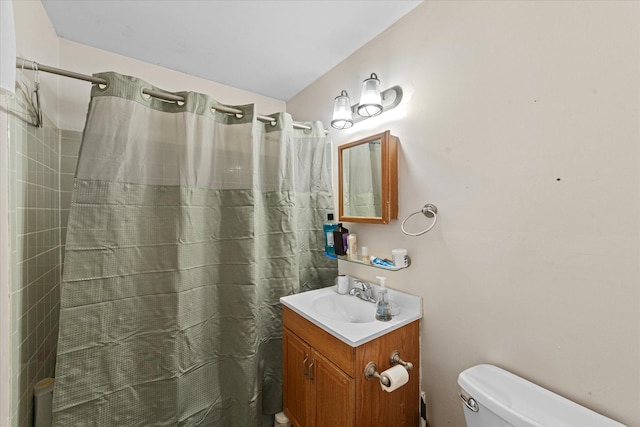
[323,213,338,256]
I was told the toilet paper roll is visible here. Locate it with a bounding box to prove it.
[380,365,409,393]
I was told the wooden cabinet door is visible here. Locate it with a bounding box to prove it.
[283,328,311,427]
[311,350,355,427]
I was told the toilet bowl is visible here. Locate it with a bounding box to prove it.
[457,364,626,427]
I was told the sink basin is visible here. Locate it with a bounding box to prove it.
[313,292,376,323]
[281,284,422,347]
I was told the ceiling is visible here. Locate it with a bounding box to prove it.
[41,0,422,101]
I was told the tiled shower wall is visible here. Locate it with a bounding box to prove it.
[59,130,82,263]
[7,93,81,427]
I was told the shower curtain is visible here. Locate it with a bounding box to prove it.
[342,141,382,217]
[52,73,336,426]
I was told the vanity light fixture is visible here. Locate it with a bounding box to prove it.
[330,90,354,130]
[357,73,382,117]
[330,73,403,130]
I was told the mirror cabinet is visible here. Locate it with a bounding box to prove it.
[338,130,398,224]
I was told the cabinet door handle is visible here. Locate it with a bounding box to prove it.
[308,358,315,382]
[302,355,309,378]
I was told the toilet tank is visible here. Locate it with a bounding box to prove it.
[457,364,626,427]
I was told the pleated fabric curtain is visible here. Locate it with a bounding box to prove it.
[343,141,382,217]
[52,72,336,426]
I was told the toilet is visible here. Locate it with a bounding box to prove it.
[457,364,626,427]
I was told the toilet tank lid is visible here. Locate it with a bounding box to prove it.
[457,364,626,427]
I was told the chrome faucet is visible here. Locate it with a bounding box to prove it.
[349,280,377,303]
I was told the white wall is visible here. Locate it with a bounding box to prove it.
[3,2,59,425]
[0,93,11,427]
[288,1,640,426]
[13,0,59,124]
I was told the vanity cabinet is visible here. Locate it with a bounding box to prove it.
[282,306,419,427]
[283,329,355,427]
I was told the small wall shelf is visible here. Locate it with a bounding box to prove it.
[323,253,410,271]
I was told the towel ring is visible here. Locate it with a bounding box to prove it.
[400,203,438,236]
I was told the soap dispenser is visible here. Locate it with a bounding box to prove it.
[375,276,392,322]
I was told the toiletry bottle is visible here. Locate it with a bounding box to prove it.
[341,226,349,255]
[347,233,357,259]
[361,246,369,262]
[333,223,349,256]
[323,213,338,256]
[375,276,392,321]
[391,248,408,267]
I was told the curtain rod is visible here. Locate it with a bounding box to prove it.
[15,57,319,132]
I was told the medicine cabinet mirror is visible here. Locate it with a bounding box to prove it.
[338,130,398,224]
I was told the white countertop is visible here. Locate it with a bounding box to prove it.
[281,285,422,347]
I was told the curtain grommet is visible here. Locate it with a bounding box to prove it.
[140,87,152,101]
[96,75,110,91]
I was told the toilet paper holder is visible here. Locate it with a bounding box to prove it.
[390,350,413,371]
[364,350,413,386]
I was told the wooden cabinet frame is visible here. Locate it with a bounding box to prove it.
[338,130,399,224]
[283,307,419,427]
